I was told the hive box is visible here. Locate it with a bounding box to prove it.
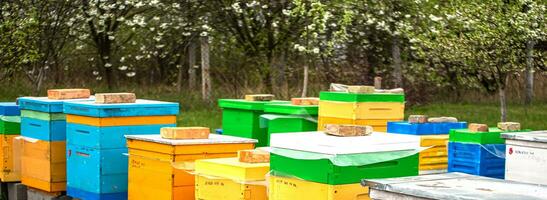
[195,157,269,200]
[317,117,395,132]
[270,132,420,185]
[218,99,289,147]
[502,131,547,185]
[447,142,505,179]
[387,121,467,135]
[0,116,21,134]
[0,135,20,182]
[21,139,66,192]
[126,134,256,200]
[449,128,527,144]
[269,176,369,200]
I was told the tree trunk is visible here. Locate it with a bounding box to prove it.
[201,37,212,103]
[391,37,403,88]
[524,40,535,105]
[276,51,288,99]
[176,51,184,93]
[499,83,507,122]
[301,64,309,98]
[188,41,197,90]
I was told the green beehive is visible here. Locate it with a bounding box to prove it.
[218,99,289,147]
[0,116,21,134]
[259,104,319,145]
[449,128,529,144]
[269,132,421,185]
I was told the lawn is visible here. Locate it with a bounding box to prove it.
[178,102,546,131]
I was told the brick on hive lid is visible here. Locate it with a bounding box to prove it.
[160,127,210,139]
[468,123,489,132]
[324,124,373,137]
[291,97,319,105]
[428,117,458,123]
[244,94,274,101]
[497,122,521,131]
[408,115,428,123]
[238,149,270,163]
[347,85,375,94]
[47,89,91,100]
[95,93,136,104]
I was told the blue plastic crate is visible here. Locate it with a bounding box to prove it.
[387,121,467,135]
[0,102,20,116]
[67,187,126,200]
[67,123,175,149]
[215,128,223,134]
[63,99,179,117]
[447,142,505,178]
[18,97,93,113]
[67,144,128,194]
[21,117,66,141]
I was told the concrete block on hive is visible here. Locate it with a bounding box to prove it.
[244,94,274,101]
[8,183,27,200]
[47,89,90,100]
[408,115,428,123]
[95,93,136,104]
[428,117,458,123]
[238,149,270,163]
[160,127,210,139]
[497,122,520,131]
[291,97,319,105]
[324,124,373,137]
[347,86,375,94]
[468,123,489,132]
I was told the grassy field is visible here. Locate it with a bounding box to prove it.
[177,102,546,130]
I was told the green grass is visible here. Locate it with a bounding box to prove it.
[407,103,546,130]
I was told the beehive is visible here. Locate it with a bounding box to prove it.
[218,99,289,147]
[259,103,318,145]
[126,134,256,200]
[0,103,21,182]
[18,96,93,192]
[317,92,405,132]
[195,157,269,200]
[64,99,178,200]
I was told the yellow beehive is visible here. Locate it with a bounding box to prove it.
[195,157,269,200]
[269,176,370,200]
[66,115,176,126]
[419,135,448,171]
[318,101,404,120]
[0,135,21,182]
[317,116,403,132]
[21,139,66,192]
[126,134,256,200]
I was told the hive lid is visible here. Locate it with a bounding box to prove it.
[18,96,94,113]
[270,131,420,155]
[501,131,547,143]
[125,133,257,145]
[319,91,405,102]
[218,99,290,111]
[63,99,179,117]
[0,102,20,116]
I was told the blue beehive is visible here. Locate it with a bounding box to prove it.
[387,121,467,135]
[64,99,179,200]
[447,142,505,179]
[0,102,21,116]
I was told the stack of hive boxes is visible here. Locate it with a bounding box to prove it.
[218,98,288,147]
[317,92,404,132]
[448,127,515,179]
[268,132,421,200]
[126,134,256,200]
[259,100,318,146]
[0,102,21,182]
[63,99,178,199]
[387,120,467,174]
[18,96,93,194]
